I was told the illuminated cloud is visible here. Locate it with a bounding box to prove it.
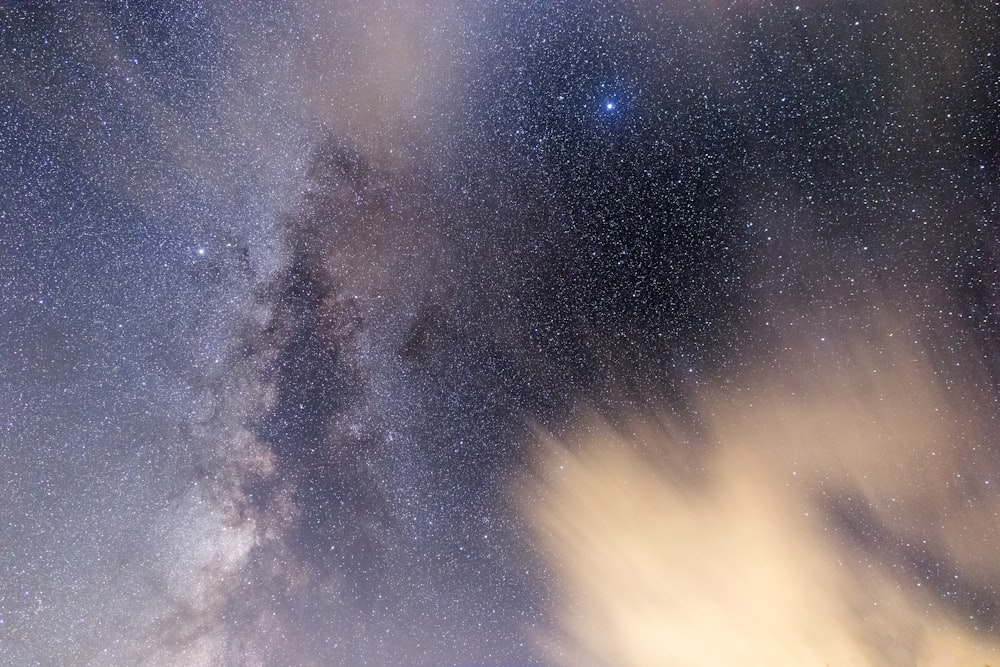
[523,332,1000,666]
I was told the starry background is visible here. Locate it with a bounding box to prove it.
[1,1,999,665]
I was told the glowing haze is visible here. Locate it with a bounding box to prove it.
[524,329,1000,666]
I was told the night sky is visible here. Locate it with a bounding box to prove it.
[2,1,1000,665]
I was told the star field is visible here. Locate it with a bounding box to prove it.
[2,1,999,665]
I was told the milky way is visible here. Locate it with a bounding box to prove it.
[2,1,999,665]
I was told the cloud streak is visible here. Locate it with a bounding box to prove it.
[524,328,1000,666]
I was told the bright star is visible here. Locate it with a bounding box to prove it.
[605,101,616,111]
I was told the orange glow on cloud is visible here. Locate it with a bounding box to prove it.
[521,334,1000,666]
